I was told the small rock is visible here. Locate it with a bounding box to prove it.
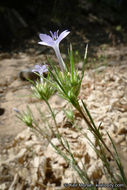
[0,88,4,93]
[87,161,102,180]
[119,117,127,124]
[84,152,90,164]
[0,183,8,189]
[92,66,106,73]
[0,108,5,116]
[117,125,127,135]
[19,67,48,81]
[120,141,127,147]
[108,62,118,66]
[115,135,125,144]
[49,138,61,147]
[76,62,83,70]
[55,111,65,124]
[19,68,40,81]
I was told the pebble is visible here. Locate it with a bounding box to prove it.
[76,61,83,70]
[115,135,125,144]
[108,62,118,66]
[19,68,40,81]
[119,117,127,124]
[0,108,5,116]
[117,125,127,135]
[92,66,106,73]
[55,110,65,124]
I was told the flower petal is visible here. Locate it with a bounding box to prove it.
[32,64,48,75]
[35,65,41,70]
[57,30,70,43]
[38,41,51,47]
[38,41,56,47]
[50,31,54,39]
[32,69,38,73]
[42,65,48,72]
[39,34,52,42]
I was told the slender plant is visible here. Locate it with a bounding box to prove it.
[14,30,127,189]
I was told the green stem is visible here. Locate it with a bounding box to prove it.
[44,97,57,127]
[43,97,69,151]
[72,100,114,159]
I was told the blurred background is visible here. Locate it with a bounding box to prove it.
[0,0,127,52]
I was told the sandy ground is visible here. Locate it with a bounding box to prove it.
[0,44,127,145]
[0,49,67,150]
[0,43,127,189]
[1,44,127,141]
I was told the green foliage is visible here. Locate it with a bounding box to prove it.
[16,106,34,128]
[31,76,55,101]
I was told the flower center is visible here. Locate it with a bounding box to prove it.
[50,30,59,41]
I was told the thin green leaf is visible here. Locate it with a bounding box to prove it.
[70,44,74,82]
[107,132,127,185]
[81,99,96,129]
[81,44,88,81]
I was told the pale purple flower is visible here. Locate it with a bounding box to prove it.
[13,107,20,114]
[38,30,70,71]
[32,64,48,75]
[32,64,48,83]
